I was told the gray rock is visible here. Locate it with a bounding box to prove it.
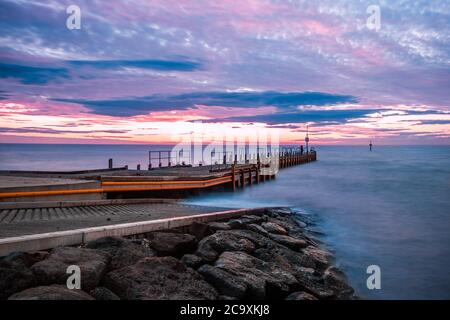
[0,251,49,269]
[0,264,37,299]
[226,229,274,248]
[31,247,110,291]
[322,266,354,299]
[103,256,218,300]
[146,232,196,257]
[286,291,318,300]
[198,264,246,299]
[208,222,231,231]
[9,285,95,300]
[86,236,155,270]
[181,254,204,269]
[189,222,213,240]
[302,246,333,271]
[246,224,269,236]
[195,231,256,263]
[214,251,298,299]
[296,272,334,299]
[268,234,308,251]
[267,217,301,233]
[253,245,317,274]
[261,222,288,235]
[89,287,120,300]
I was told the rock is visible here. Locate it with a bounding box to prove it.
[268,234,308,251]
[226,229,274,248]
[253,245,317,274]
[240,215,265,224]
[103,256,218,300]
[195,231,256,263]
[286,291,318,300]
[208,222,231,231]
[322,266,354,299]
[8,285,94,300]
[296,272,334,299]
[302,246,333,271]
[246,224,269,236]
[0,264,37,299]
[227,219,246,229]
[89,287,120,300]
[198,264,247,299]
[0,251,49,269]
[214,251,298,299]
[181,254,204,269]
[227,215,263,229]
[261,222,288,235]
[86,236,155,270]
[267,217,301,233]
[146,232,196,257]
[189,222,213,240]
[31,247,110,291]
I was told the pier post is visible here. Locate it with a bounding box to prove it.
[231,164,236,192]
[108,158,113,169]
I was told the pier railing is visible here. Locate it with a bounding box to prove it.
[148,148,315,169]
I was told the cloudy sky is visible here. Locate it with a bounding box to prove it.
[0,0,449,144]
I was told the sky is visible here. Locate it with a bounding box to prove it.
[0,0,449,145]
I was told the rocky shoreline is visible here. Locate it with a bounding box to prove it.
[0,207,355,300]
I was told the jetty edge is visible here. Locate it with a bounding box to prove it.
[0,207,355,300]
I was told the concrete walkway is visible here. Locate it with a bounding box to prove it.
[0,202,229,238]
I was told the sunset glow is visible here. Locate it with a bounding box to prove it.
[0,0,449,145]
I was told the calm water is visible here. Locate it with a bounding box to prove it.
[1,144,449,299]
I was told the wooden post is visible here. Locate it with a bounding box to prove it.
[137,164,141,170]
[108,158,113,169]
[231,164,236,191]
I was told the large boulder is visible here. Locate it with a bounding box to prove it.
[31,247,110,291]
[295,272,334,299]
[322,266,354,299]
[195,231,256,263]
[245,224,269,237]
[8,285,94,300]
[261,222,288,235]
[302,246,333,271]
[208,222,231,231]
[189,222,213,240]
[227,215,264,229]
[0,263,37,300]
[253,245,317,272]
[0,251,49,269]
[225,229,274,248]
[268,234,308,251]
[198,264,247,299]
[213,251,298,299]
[146,232,196,257]
[86,236,155,270]
[181,254,204,269]
[103,256,218,300]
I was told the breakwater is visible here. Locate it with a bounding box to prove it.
[0,207,354,300]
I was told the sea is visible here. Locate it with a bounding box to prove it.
[0,143,449,299]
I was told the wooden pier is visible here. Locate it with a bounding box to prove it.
[0,150,316,204]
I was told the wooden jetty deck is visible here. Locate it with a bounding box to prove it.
[0,150,316,204]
